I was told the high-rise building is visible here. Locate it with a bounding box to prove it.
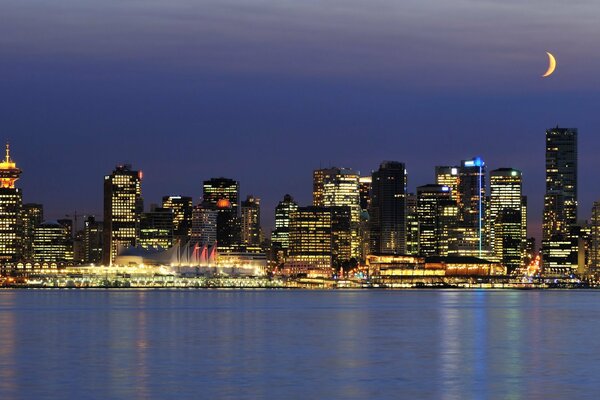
[33,221,70,265]
[203,178,240,249]
[271,194,298,262]
[102,164,143,265]
[542,127,578,275]
[162,196,193,244]
[83,216,103,264]
[22,203,44,261]
[456,157,486,257]
[0,144,23,263]
[241,195,261,247]
[139,207,174,249]
[591,202,600,272]
[190,203,218,247]
[489,168,524,273]
[417,184,457,257]
[435,166,459,199]
[359,176,372,211]
[405,193,419,255]
[313,167,361,259]
[369,161,407,255]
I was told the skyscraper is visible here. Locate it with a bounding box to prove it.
[190,203,218,247]
[435,166,459,199]
[369,161,407,255]
[405,193,419,255]
[313,167,361,259]
[271,194,298,263]
[139,207,174,249]
[83,215,103,264]
[162,195,193,244]
[203,178,240,249]
[241,195,261,247]
[591,201,600,272]
[489,168,524,273]
[456,157,486,257]
[542,127,578,274]
[33,221,71,265]
[359,176,372,211]
[0,144,23,263]
[416,184,457,257]
[22,203,44,261]
[102,164,143,265]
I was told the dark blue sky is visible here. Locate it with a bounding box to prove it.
[1,0,599,239]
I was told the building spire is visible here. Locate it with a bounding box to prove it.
[5,142,10,163]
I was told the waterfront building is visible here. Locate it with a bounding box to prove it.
[489,168,524,273]
[139,207,174,249]
[21,203,43,261]
[83,215,103,264]
[417,185,457,257]
[162,195,193,244]
[33,221,71,265]
[190,203,218,247]
[369,161,407,255]
[241,195,261,247]
[542,127,578,275]
[102,164,143,265]
[0,144,23,263]
[435,166,459,199]
[456,157,487,257]
[271,194,298,262]
[203,178,240,249]
[313,167,361,259]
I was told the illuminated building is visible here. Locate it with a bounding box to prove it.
[489,168,524,273]
[435,166,459,199]
[359,176,372,211]
[313,167,361,258]
[271,194,298,262]
[542,127,578,275]
[203,178,240,249]
[457,157,486,257]
[369,161,407,255]
[592,202,600,272]
[162,195,193,244]
[417,184,457,257]
[83,215,103,264]
[102,164,143,265]
[287,206,352,271]
[241,195,261,246]
[190,203,218,246]
[0,143,23,263]
[405,194,419,255]
[22,203,44,261]
[139,207,174,249]
[33,221,70,265]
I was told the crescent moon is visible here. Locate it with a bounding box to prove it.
[542,52,556,77]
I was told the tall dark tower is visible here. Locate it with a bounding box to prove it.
[369,161,407,255]
[202,178,240,250]
[456,157,486,257]
[0,144,23,263]
[542,127,578,275]
[103,164,143,265]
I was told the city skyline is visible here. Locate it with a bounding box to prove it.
[2,1,600,243]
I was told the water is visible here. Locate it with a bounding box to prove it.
[0,289,598,399]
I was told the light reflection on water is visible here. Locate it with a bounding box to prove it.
[0,289,599,399]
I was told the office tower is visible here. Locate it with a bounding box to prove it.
[313,167,361,259]
[203,178,240,249]
[435,166,459,198]
[591,202,600,272]
[271,194,298,262]
[102,164,143,265]
[542,127,578,274]
[369,161,407,255]
[489,168,524,273]
[191,203,218,246]
[288,206,352,270]
[359,176,372,211]
[57,219,74,262]
[33,221,70,264]
[0,144,23,263]
[162,196,193,244]
[416,184,457,257]
[83,216,103,264]
[241,195,261,247]
[139,207,174,249]
[456,157,486,257]
[405,194,419,255]
[22,203,44,261]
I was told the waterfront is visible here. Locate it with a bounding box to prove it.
[0,290,599,399]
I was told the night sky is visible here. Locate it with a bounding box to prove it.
[2,0,600,240]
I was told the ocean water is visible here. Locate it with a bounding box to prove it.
[0,289,598,399]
